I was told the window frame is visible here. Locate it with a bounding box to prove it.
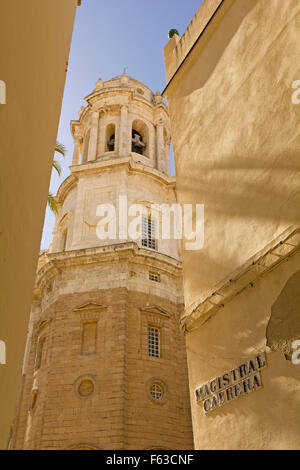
[148,325,161,359]
[149,271,160,283]
[142,216,157,251]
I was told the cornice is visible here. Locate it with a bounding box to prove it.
[181,225,300,333]
[69,156,176,187]
[56,174,78,206]
[139,305,171,318]
[36,242,182,287]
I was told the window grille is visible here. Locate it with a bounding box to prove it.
[149,272,160,282]
[148,327,160,358]
[150,383,163,400]
[142,216,157,250]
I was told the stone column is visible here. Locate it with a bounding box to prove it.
[87,111,99,161]
[72,135,81,165]
[164,138,171,177]
[119,105,128,157]
[156,122,165,173]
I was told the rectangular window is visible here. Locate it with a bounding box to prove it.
[142,216,157,250]
[81,321,97,355]
[148,326,160,358]
[149,272,160,282]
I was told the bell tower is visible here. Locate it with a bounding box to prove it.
[10,74,193,450]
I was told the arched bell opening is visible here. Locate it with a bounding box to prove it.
[131,119,149,157]
[105,123,116,152]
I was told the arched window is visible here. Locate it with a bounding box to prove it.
[105,123,116,152]
[131,119,149,156]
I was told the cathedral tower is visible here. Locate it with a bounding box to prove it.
[10,74,193,450]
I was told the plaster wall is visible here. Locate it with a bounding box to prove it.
[187,252,300,449]
[0,0,78,449]
[164,0,300,308]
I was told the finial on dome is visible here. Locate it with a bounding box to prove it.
[95,78,103,90]
[154,91,162,104]
[121,68,129,85]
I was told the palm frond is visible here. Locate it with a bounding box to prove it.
[55,141,66,157]
[48,141,66,213]
[52,159,61,176]
[48,193,58,213]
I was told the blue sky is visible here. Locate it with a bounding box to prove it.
[41,0,202,249]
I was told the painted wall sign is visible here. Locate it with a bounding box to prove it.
[195,352,267,414]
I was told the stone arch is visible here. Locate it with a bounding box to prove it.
[105,122,116,152]
[131,119,149,157]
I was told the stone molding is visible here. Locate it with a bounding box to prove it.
[73,302,106,320]
[35,241,182,289]
[56,157,175,206]
[139,305,171,318]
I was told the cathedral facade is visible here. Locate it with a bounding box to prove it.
[10,75,193,450]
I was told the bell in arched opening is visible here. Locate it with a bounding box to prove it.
[107,134,115,151]
[132,129,146,155]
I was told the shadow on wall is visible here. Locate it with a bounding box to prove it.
[188,267,300,449]
[267,269,300,360]
[169,0,300,298]
[177,0,259,94]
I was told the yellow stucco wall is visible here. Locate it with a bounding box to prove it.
[164,0,300,449]
[164,0,300,308]
[187,253,300,449]
[0,0,78,449]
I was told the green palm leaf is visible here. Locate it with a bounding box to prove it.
[55,142,66,157]
[52,159,61,176]
[48,193,58,213]
[48,141,67,213]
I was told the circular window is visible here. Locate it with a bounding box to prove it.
[147,378,168,405]
[151,383,163,401]
[74,374,96,400]
[78,379,94,398]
